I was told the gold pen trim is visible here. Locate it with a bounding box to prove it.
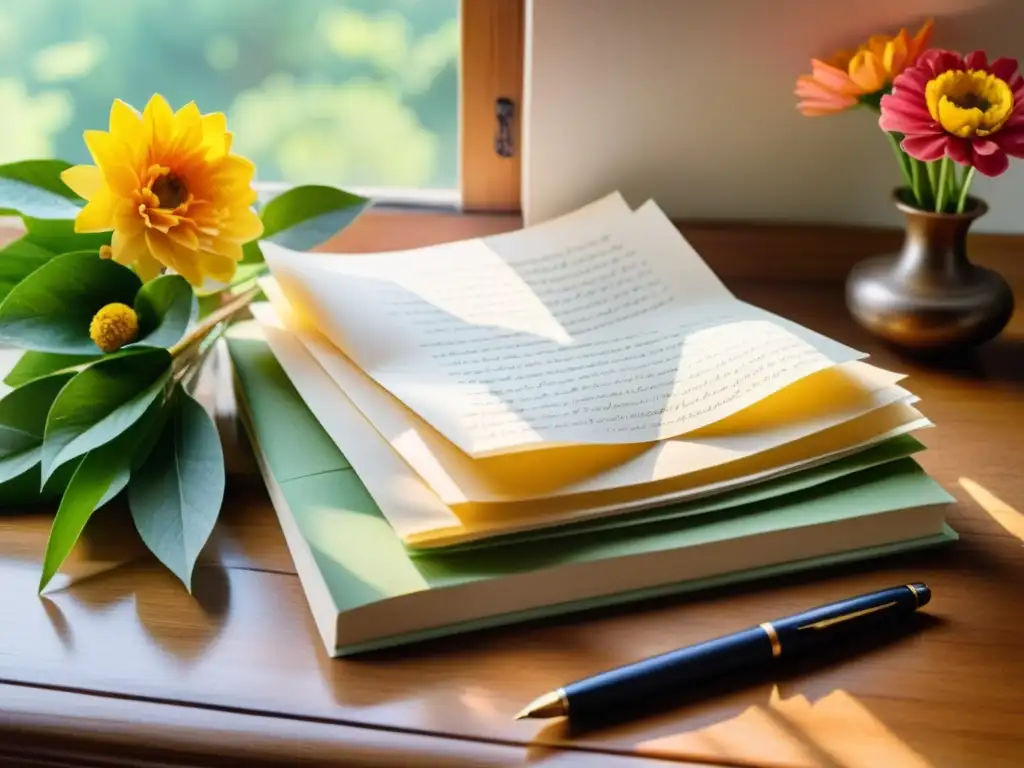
[760,621,782,657]
[906,583,920,608]
[796,601,898,630]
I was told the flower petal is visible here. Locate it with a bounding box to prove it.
[110,230,148,267]
[206,237,243,262]
[988,57,1020,83]
[884,31,910,76]
[134,249,164,282]
[907,18,934,64]
[198,250,239,283]
[60,165,102,200]
[893,66,932,93]
[104,163,140,198]
[143,94,175,157]
[219,207,264,242]
[810,60,861,95]
[167,222,199,251]
[74,186,115,232]
[993,125,1024,155]
[964,50,989,71]
[146,229,203,286]
[109,99,142,142]
[849,51,887,92]
[200,112,230,159]
[113,199,145,237]
[84,130,133,176]
[972,145,1010,176]
[901,134,948,162]
[880,94,936,133]
[946,136,971,165]
[170,101,204,154]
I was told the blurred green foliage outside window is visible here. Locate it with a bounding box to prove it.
[0,0,459,189]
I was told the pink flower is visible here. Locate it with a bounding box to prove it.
[880,49,1024,176]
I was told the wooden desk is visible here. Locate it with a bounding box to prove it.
[1,218,1023,767]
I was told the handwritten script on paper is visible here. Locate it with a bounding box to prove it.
[264,198,863,456]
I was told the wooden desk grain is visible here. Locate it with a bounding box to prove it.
[1,269,1023,765]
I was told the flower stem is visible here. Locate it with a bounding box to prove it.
[170,285,261,360]
[935,157,952,212]
[925,161,939,207]
[956,166,977,213]
[884,132,913,192]
[910,159,924,208]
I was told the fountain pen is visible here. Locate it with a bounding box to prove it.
[515,583,930,720]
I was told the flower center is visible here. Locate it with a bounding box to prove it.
[925,69,1013,138]
[89,302,139,354]
[151,171,187,210]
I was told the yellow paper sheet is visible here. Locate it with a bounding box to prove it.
[263,195,866,457]
[251,305,928,547]
[262,282,911,505]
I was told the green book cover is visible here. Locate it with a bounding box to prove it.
[226,326,957,656]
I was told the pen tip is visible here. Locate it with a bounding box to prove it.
[512,690,568,720]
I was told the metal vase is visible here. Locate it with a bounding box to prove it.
[845,189,1014,352]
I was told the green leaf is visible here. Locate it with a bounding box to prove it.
[37,398,165,591]
[0,372,76,509]
[0,372,74,456]
[41,348,172,483]
[242,185,370,264]
[0,250,141,354]
[0,160,82,220]
[129,388,224,591]
[23,217,111,255]
[4,351,99,388]
[132,274,197,349]
[0,445,43,485]
[37,446,129,591]
[0,456,80,511]
[0,237,57,304]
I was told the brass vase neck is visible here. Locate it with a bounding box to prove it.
[892,190,987,284]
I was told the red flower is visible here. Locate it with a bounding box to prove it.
[880,49,1024,176]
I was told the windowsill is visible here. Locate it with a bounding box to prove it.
[5,212,1020,289]
[254,183,462,211]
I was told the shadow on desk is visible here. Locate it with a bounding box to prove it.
[526,613,943,767]
[39,557,232,666]
[893,334,1024,386]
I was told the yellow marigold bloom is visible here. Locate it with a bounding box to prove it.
[90,302,139,353]
[60,95,264,286]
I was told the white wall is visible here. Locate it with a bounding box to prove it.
[523,0,1024,232]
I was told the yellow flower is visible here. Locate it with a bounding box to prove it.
[90,302,139,353]
[60,95,264,286]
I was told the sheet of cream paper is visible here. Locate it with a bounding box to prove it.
[261,281,914,505]
[262,196,867,457]
[251,305,930,546]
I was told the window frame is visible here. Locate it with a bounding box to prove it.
[459,0,525,213]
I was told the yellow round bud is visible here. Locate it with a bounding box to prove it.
[89,302,140,353]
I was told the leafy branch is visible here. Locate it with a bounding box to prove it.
[0,158,368,593]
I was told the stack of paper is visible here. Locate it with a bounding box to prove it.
[226,192,956,656]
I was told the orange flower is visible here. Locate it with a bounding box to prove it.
[796,19,934,116]
[60,95,264,286]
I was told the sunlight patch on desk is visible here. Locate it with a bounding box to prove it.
[637,687,933,768]
[959,477,1024,543]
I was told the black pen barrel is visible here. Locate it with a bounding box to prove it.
[564,626,772,719]
[562,584,928,720]
[773,583,927,654]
